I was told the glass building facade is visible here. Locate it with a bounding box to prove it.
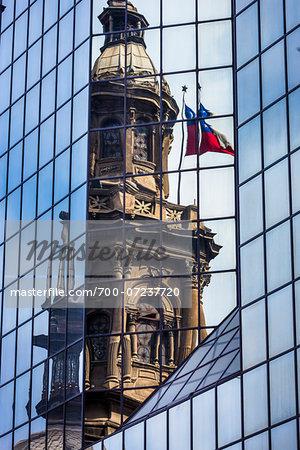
[0,0,299,449]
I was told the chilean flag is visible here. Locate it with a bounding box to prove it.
[185,104,234,157]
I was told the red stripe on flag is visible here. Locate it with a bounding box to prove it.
[200,131,234,156]
[185,124,198,156]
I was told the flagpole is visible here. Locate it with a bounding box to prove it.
[177,85,187,205]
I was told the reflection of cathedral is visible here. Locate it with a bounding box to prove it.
[15,2,221,448]
[85,0,221,444]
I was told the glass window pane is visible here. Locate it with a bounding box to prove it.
[262,40,285,107]
[54,148,70,202]
[217,377,241,447]
[44,0,58,31]
[169,401,191,450]
[289,88,300,151]
[38,162,53,215]
[29,0,43,46]
[25,84,40,134]
[0,25,13,73]
[286,0,300,31]
[57,56,73,107]
[0,331,16,384]
[72,88,89,141]
[39,115,55,167]
[16,321,32,375]
[0,381,14,434]
[199,21,232,68]
[200,167,235,219]
[0,111,9,156]
[42,26,57,76]
[238,59,260,124]
[58,10,74,61]
[163,0,195,24]
[163,26,195,73]
[56,101,71,154]
[41,70,56,121]
[71,135,88,190]
[15,372,31,427]
[268,286,294,357]
[10,97,24,147]
[200,68,233,115]
[1,0,14,31]
[263,99,288,166]
[70,184,87,219]
[146,412,167,450]
[287,27,300,90]
[0,154,7,199]
[245,432,269,450]
[8,143,22,193]
[14,12,28,60]
[16,0,28,17]
[60,0,74,16]
[23,129,38,181]
[22,176,36,220]
[199,0,231,19]
[240,175,263,243]
[236,4,258,67]
[294,215,300,279]
[266,221,292,291]
[272,420,297,450]
[103,432,122,450]
[243,365,268,435]
[193,389,215,450]
[264,159,289,228]
[270,351,296,424]
[260,0,283,49]
[0,67,11,114]
[12,56,26,103]
[241,237,265,305]
[124,422,144,450]
[27,39,42,90]
[242,300,266,369]
[74,41,89,93]
[75,0,90,47]
[291,150,300,214]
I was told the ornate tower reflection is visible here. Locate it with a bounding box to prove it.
[85,0,221,443]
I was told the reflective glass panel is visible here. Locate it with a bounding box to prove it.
[260,0,283,49]
[243,365,268,435]
[262,40,285,107]
[271,420,297,450]
[289,88,300,151]
[287,27,300,90]
[237,59,260,124]
[270,352,296,424]
[263,99,288,166]
[242,300,266,369]
[193,389,215,450]
[169,401,191,450]
[266,221,291,291]
[240,175,263,243]
[241,237,265,305]
[146,412,167,450]
[236,4,258,67]
[268,286,294,357]
[217,377,241,447]
[264,159,289,228]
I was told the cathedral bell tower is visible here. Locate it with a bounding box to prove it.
[90,0,179,214]
[85,1,221,443]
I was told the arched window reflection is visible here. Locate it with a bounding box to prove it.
[102,121,122,158]
[88,314,110,361]
[136,303,159,363]
[133,123,151,161]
